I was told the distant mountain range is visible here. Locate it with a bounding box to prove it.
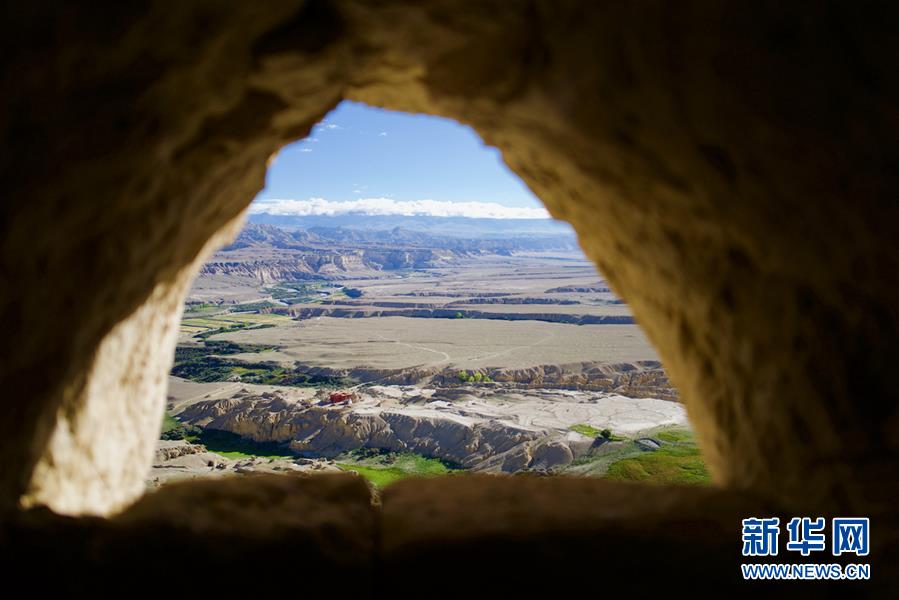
[247,212,576,239]
[199,220,581,283]
[226,222,578,253]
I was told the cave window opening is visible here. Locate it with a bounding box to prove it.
[160,100,699,489]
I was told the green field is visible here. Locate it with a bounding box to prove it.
[336,450,461,487]
[600,427,709,485]
[179,311,290,335]
[183,303,222,316]
[604,443,709,484]
[654,428,695,443]
[171,350,351,387]
[161,413,181,434]
[561,426,709,485]
[569,423,625,441]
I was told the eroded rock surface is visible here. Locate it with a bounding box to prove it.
[154,440,208,462]
[176,385,687,473]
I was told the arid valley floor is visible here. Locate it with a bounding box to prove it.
[155,221,707,490]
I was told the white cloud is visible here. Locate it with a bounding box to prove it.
[250,198,550,219]
[299,148,313,153]
[313,121,342,134]
[378,131,388,136]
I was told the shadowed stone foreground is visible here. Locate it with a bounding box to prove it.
[4,474,896,596]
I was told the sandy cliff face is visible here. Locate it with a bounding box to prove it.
[268,360,675,398]
[480,362,676,399]
[179,393,575,472]
[200,253,368,281]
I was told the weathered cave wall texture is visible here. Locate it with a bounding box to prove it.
[1,0,898,592]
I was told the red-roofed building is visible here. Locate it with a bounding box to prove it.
[328,391,357,404]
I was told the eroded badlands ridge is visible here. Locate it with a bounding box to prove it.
[172,383,687,473]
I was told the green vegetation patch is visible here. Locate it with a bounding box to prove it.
[160,412,203,441]
[603,427,709,485]
[180,312,286,337]
[604,443,710,485]
[654,427,695,443]
[161,413,181,434]
[171,355,349,386]
[569,423,625,441]
[186,429,295,460]
[172,339,352,387]
[562,426,709,485]
[174,340,277,362]
[182,317,240,328]
[570,423,601,437]
[184,303,223,316]
[457,370,493,384]
[563,441,642,475]
[179,325,209,334]
[266,280,335,304]
[195,322,276,339]
[336,449,462,487]
[228,300,278,312]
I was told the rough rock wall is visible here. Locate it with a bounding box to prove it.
[17,214,245,515]
[0,1,315,513]
[1,1,898,515]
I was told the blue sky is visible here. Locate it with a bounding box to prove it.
[253,101,548,219]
